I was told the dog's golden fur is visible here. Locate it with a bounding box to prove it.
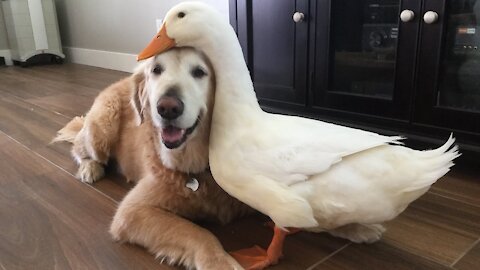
[54,48,251,269]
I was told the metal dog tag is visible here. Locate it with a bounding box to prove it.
[186,177,199,192]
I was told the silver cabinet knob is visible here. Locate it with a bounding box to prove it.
[400,10,415,22]
[423,11,439,24]
[293,12,305,23]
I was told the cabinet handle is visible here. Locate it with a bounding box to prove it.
[423,11,439,24]
[400,10,415,22]
[293,12,305,23]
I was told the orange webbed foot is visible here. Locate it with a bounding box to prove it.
[230,245,275,270]
[230,225,293,269]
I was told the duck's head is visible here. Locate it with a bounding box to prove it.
[138,2,223,61]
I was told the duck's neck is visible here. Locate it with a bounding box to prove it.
[201,26,262,117]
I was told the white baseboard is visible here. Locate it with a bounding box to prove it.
[0,49,13,66]
[63,47,138,73]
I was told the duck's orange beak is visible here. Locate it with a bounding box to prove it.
[137,24,175,61]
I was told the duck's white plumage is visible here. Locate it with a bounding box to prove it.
[160,2,460,231]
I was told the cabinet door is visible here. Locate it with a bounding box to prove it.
[233,0,308,106]
[414,0,480,141]
[312,0,420,119]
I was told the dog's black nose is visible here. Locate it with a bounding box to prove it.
[157,96,184,120]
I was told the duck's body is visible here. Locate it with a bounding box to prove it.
[210,106,457,231]
[137,2,460,268]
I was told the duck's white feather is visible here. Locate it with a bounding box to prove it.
[297,134,460,230]
[242,113,404,186]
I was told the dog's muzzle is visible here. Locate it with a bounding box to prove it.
[161,117,201,149]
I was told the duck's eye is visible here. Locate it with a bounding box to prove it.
[191,66,207,79]
[152,65,164,75]
[178,12,186,18]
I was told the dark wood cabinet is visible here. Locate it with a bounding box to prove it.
[232,0,309,106]
[414,0,480,139]
[312,0,420,120]
[230,0,480,149]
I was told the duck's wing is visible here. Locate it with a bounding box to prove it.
[243,114,403,186]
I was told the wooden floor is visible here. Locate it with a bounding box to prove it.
[0,63,479,270]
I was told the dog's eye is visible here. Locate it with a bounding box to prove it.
[191,67,207,79]
[178,12,186,18]
[152,65,163,75]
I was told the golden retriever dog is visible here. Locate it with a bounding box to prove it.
[54,47,252,269]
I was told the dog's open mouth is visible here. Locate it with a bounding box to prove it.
[161,118,200,149]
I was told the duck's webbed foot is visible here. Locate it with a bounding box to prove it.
[230,225,295,270]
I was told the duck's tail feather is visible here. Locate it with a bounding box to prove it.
[403,133,460,192]
[51,116,85,144]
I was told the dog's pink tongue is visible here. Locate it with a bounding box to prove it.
[162,126,185,143]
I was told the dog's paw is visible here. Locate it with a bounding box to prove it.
[328,223,385,244]
[109,217,127,242]
[77,160,104,184]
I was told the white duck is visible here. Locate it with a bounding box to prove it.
[138,2,460,269]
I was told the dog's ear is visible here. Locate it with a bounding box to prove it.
[131,66,148,125]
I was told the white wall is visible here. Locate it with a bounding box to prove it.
[54,0,229,71]
[0,4,9,50]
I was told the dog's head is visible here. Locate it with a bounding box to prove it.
[132,47,214,150]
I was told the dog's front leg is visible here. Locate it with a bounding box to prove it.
[110,175,243,270]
